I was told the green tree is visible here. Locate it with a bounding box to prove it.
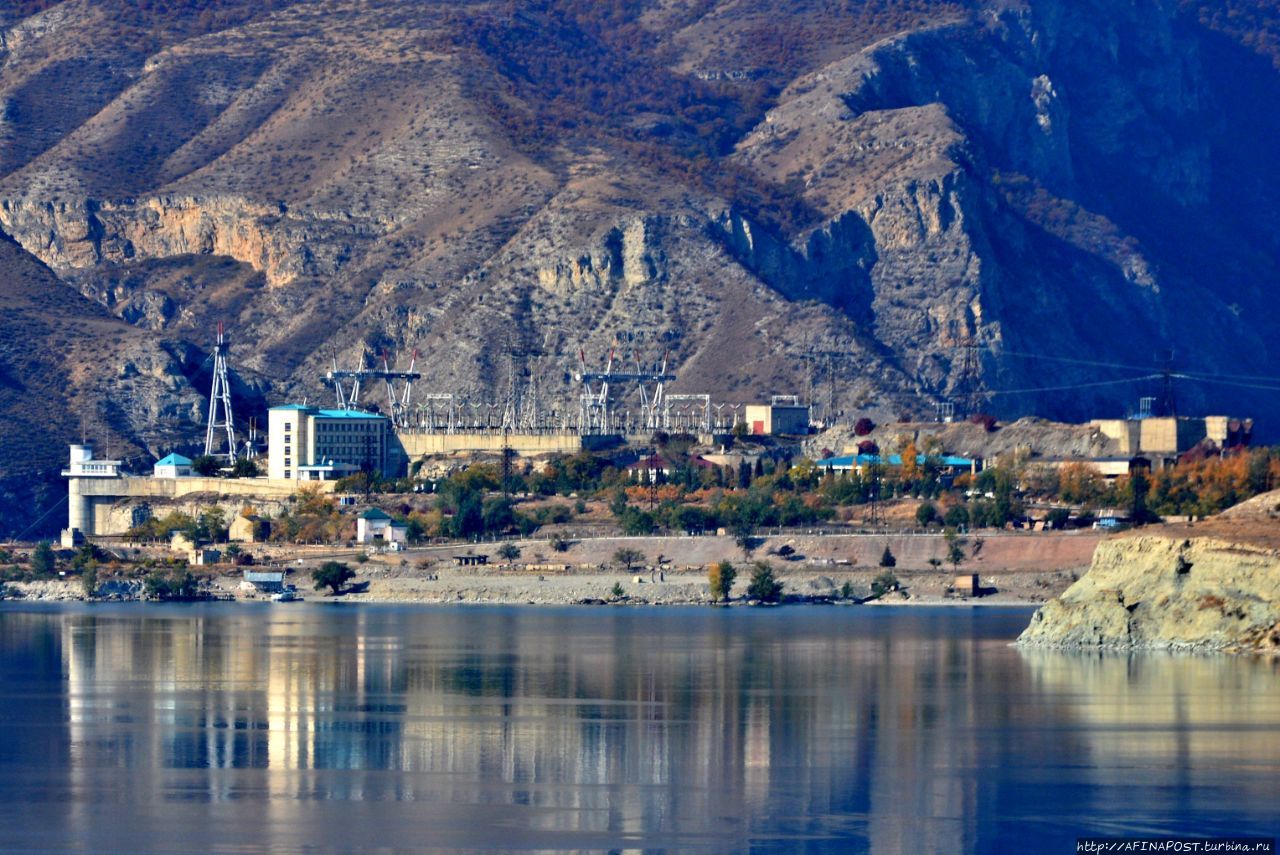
[312,561,355,595]
[497,542,521,561]
[915,502,938,527]
[30,541,56,577]
[943,505,970,529]
[878,545,896,568]
[614,548,644,571]
[80,564,99,599]
[610,581,625,600]
[191,455,221,476]
[838,580,856,601]
[708,561,737,602]
[746,562,784,603]
[230,457,260,478]
[945,528,967,573]
[549,532,573,552]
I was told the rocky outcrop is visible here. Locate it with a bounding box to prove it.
[1018,535,1280,652]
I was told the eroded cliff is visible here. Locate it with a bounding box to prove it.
[1019,533,1280,652]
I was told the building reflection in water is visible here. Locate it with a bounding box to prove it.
[2,605,1272,850]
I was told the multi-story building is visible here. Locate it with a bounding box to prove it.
[267,405,391,481]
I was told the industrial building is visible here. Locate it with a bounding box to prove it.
[744,397,811,436]
[267,404,394,481]
[1089,415,1251,467]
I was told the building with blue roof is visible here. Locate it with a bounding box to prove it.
[821,452,979,476]
[267,404,392,481]
[153,452,193,479]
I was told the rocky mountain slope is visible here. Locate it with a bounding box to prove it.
[2,0,1280,502]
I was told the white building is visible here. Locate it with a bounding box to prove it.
[356,508,408,545]
[267,404,391,481]
[153,453,193,478]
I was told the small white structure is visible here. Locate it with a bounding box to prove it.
[153,453,193,479]
[356,508,407,545]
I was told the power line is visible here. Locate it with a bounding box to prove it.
[987,374,1161,396]
[1172,374,1280,393]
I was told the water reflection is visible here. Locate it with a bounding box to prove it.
[0,605,1276,851]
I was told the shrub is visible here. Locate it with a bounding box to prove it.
[30,541,56,577]
[746,562,783,603]
[871,571,898,597]
[610,581,625,600]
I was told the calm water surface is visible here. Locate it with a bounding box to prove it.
[0,603,1276,852]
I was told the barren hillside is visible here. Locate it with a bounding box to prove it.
[2,0,1279,506]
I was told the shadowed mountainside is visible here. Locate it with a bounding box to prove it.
[1,0,1279,497]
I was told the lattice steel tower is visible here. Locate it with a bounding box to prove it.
[204,322,238,464]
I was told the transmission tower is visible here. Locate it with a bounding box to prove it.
[953,338,987,418]
[204,322,238,464]
[1155,349,1177,417]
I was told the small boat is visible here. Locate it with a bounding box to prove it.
[271,588,300,602]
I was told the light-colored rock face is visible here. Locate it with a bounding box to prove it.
[1019,535,1280,651]
[1,0,1279,471]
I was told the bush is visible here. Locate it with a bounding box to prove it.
[943,505,970,529]
[191,455,222,476]
[610,581,625,600]
[550,532,573,552]
[708,561,737,602]
[879,545,896,568]
[497,542,521,561]
[746,562,783,603]
[30,541,56,577]
[144,567,198,601]
[871,571,898,597]
[838,580,856,600]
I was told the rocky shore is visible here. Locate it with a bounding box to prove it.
[1018,533,1280,652]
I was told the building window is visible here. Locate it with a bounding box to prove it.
[284,469,291,479]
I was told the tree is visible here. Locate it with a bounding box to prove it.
[191,455,221,476]
[746,562,783,603]
[944,505,970,529]
[708,561,737,602]
[312,561,355,595]
[838,580,856,601]
[614,548,643,571]
[80,564,99,599]
[945,528,967,573]
[549,532,573,552]
[30,541,56,577]
[497,542,521,561]
[915,503,938,527]
[878,545,896,568]
[610,581,625,600]
[854,417,875,436]
[230,457,260,478]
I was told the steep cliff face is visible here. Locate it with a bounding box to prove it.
[1,0,1278,490]
[1019,534,1280,652]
